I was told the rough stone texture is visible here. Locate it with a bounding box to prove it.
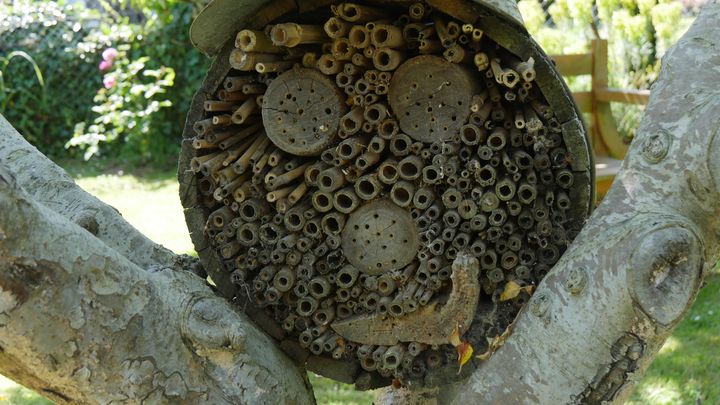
[377,2,720,403]
[0,124,314,404]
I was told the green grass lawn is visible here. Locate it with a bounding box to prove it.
[0,161,717,404]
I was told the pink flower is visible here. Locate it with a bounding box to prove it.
[102,47,118,61]
[99,59,112,71]
[103,75,116,89]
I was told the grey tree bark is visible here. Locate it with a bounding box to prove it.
[0,116,314,404]
[0,2,717,404]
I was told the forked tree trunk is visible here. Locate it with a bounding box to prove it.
[0,2,718,404]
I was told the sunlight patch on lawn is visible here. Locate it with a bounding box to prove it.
[0,376,52,405]
[658,336,679,354]
[74,172,195,255]
[629,379,683,405]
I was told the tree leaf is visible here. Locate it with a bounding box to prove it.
[499,280,522,301]
[457,341,474,374]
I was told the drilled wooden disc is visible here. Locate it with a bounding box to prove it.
[262,68,347,156]
[388,56,476,142]
[341,199,419,275]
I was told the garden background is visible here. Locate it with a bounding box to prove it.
[0,0,716,403]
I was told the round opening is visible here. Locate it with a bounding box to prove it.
[357,179,376,196]
[374,28,389,44]
[479,168,493,181]
[424,168,438,180]
[378,51,391,67]
[310,281,325,296]
[339,273,352,285]
[288,213,301,227]
[350,29,366,44]
[382,165,397,179]
[366,107,380,121]
[274,28,287,43]
[299,300,312,313]
[489,135,503,148]
[240,228,254,242]
[306,222,319,234]
[399,162,419,178]
[393,187,410,204]
[241,205,256,219]
[315,193,331,207]
[326,217,341,232]
[339,143,353,157]
[345,5,358,18]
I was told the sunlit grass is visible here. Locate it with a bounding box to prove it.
[62,160,195,255]
[309,374,376,405]
[628,274,720,405]
[0,376,51,404]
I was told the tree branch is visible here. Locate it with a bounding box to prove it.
[379,2,720,403]
[0,165,314,404]
[0,116,181,270]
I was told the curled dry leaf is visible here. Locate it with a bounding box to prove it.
[476,316,518,361]
[457,341,474,374]
[499,280,535,302]
[450,324,474,373]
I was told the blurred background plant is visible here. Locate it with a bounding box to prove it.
[0,51,44,111]
[518,0,701,143]
[0,0,209,166]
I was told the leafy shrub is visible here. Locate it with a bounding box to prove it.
[0,1,209,164]
[0,51,45,110]
[68,48,175,160]
[0,2,109,157]
[68,2,209,163]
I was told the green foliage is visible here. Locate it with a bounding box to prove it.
[0,51,45,111]
[0,1,209,164]
[68,1,210,163]
[308,374,376,405]
[0,1,108,157]
[68,50,175,160]
[518,0,698,142]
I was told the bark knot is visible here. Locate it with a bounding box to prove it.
[628,225,702,325]
[577,333,644,404]
[640,130,671,164]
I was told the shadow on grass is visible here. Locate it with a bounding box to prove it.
[54,157,178,191]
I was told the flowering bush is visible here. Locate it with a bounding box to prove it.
[68,45,175,160]
[1,1,208,163]
[65,2,209,163]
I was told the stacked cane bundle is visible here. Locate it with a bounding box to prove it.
[188,1,580,387]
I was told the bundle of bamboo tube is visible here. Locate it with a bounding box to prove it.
[189,0,580,388]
